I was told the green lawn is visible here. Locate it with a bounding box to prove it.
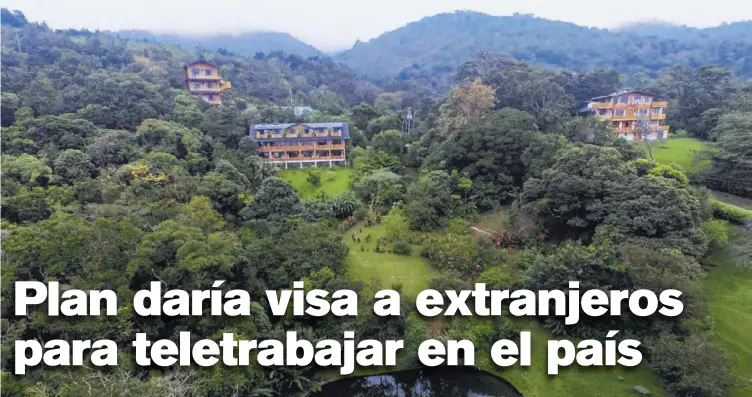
[342,222,667,397]
[703,225,752,397]
[280,167,354,199]
[648,137,711,172]
[480,319,666,397]
[345,223,433,299]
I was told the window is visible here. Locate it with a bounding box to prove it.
[204,69,213,76]
[207,94,215,101]
[192,83,202,89]
[191,68,199,76]
[207,82,215,88]
[651,107,663,115]
[615,110,626,116]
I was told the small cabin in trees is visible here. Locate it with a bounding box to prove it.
[184,61,232,105]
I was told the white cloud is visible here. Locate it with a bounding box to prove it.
[4,0,751,51]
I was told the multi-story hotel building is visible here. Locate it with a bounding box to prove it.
[251,122,350,168]
[579,90,669,140]
[184,61,232,104]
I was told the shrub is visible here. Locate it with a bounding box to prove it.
[702,219,729,251]
[475,266,512,289]
[633,158,653,176]
[353,207,367,220]
[711,200,752,225]
[306,170,321,187]
[421,233,479,274]
[393,240,412,255]
[382,204,410,241]
[650,334,738,397]
[648,164,689,184]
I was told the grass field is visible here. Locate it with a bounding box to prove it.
[480,319,666,397]
[703,225,752,397]
[342,220,667,397]
[345,223,433,298]
[280,167,354,199]
[648,137,711,172]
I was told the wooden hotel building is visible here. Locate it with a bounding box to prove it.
[252,122,350,168]
[579,90,669,140]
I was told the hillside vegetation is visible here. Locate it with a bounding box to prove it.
[2,7,752,397]
[335,11,752,82]
[117,30,322,58]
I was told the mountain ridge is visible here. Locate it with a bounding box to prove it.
[333,11,752,79]
[115,29,323,58]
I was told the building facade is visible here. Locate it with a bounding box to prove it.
[252,122,349,168]
[184,61,232,105]
[579,90,669,141]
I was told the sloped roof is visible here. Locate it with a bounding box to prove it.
[588,89,655,101]
[184,60,218,69]
[252,122,347,129]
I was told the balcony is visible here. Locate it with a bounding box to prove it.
[188,72,221,80]
[189,85,223,93]
[650,113,667,120]
[652,101,668,108]
[263,154,346,162]
[258,143,346,152]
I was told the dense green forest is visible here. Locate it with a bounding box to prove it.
[100,11,752,95]
[2,7,752,397]
[116,30,323,59]
[335,11,752,87]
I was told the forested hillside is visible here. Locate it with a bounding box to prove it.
[2,7,752,397]
[335,11,752,87]
[116,30,322,58]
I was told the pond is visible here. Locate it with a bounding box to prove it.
[313,366,523,397]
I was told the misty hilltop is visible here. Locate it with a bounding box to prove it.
[333,11,752,79]
[115,30,323,58]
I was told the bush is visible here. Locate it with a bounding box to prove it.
[475,266,512,289]
[711,200,752,225]
[353,207,367,220]
[650,334,738,397]
[306,170,321,187]
[702,219,729,251]
[392,240,412,255]
[648,164,689,184]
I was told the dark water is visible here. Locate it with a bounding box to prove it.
[313,367,523,397]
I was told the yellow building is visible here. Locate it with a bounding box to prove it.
[252,122,350,168]
[579,90,669,140]
[184,61,231,104]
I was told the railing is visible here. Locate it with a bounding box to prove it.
[263,155,346,162]
[650,113,667,120]
[189,86,223,93]
[189,72,220,80]
[592,102,659,109]
[258,143,346,152]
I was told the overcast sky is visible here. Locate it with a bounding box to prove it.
[5,0,751,51]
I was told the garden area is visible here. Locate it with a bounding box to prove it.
[280,167,354,199]
[340,210,667,397]
[648,137,711,172]
[704,225,752,397]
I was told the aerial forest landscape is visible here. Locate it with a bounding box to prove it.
[1,4,752,397]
